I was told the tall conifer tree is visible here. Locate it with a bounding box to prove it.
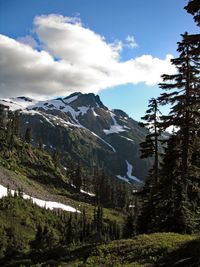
[138,1,200,233]
[157,31,200,233]
[139,98,162,185]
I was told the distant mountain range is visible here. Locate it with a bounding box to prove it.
[0,93,152,185]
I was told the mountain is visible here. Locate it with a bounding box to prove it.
[0,93,152,185]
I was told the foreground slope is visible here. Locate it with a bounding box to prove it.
[84,233,200,267]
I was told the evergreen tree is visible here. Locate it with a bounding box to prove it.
[137,99,163,233]
[184,0,200,26]
[94,171,113,207]
[25,127,32,143]
[99,172,111,206]
[139,98,162,185]
[6,115,12,147]
[30,224,58,262]
[0,105,9,129]
[123,210,136,238]
[115,181,129,210]
[157,32,200,233]
[67,158,75,185]
[110,182,117,208]
[66,214,74,244]
[156,134,189,233]
[52,150,60,169]
[74,162,82,192]
[96,205,103,234]
[93,205,104,240]
[80,207,87,242]
[0,105,4,128]
[13,111,20,137]
[39,137,43,150]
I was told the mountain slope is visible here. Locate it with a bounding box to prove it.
[0,93,152,184]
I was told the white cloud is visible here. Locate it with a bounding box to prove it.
[17,35,38,48]
[0,14,176,99]
[109,40,123,52]
[125,35,138,48]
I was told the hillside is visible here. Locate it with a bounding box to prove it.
[0,199,199,267]
[84,233,200,267]
[0,124,126,266]
[0,93,152,185]
[0,127,199,267]
[0,93,199,267]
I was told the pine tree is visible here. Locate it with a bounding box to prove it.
[137,99,163,233]
[184,0,200,26]
[0,105,4,127]
[149,134,182,232]
[157,32,200,233]
[139,98,162,185]
[6,111,16,151]
[93,205,104,240]
[122,210,136,238]
[39,137,43,150]
[52,150,60,169]
[30,224,58,262]
[13,111,20,137]
[74,162,82,192]
[25,127,32,143]
[0,104,9,128]
[80,207,87,242]
[67,158,75,185]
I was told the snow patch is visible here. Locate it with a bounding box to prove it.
[0,100,24,111]
[77,106,90,116]
[64,95,79,104]
[80,189,95,197]
[91,131,116,152]
[95,101,100,107]
[0,184,80,213]
[123,125,131,130]
[104,112,127,135]
[92,108,99,117]
[116,175,130,184]
[125,160,143,184]
[20,109,41,116]
[40,114,55,127]
[120,135,134,142]
[116,161,144,184]
[0,98,39,111]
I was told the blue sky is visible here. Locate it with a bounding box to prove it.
[0,0,198,121]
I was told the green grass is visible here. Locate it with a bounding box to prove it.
[84,232,200,266]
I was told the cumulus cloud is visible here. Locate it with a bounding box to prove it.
[17,35,38,48]
[0,14,176,99]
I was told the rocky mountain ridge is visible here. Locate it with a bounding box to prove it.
[0,93,152,185]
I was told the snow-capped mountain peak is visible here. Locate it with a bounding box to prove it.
[0,92,151,185]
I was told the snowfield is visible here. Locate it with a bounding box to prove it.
[104,112,127,135]
[125,160,143,184]
[0,184,80,213]
[116,160,143,184]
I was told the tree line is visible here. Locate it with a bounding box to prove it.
[137,0,200,235]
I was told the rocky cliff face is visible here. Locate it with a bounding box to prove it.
[0,93,152,185]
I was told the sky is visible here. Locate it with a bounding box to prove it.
[0,0,198,121]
